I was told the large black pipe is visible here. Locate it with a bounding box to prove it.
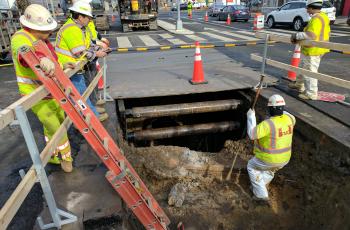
[127,121,240,141]
[125,99,242,118]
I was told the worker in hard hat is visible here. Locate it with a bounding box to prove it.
[187,1,192,17]
[246,95,296,201]
[78,0,111,114]
[289,0,330,100]
[55,0,109,121]
[11,4,75,172]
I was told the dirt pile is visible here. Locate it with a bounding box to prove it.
[124,139,306,229]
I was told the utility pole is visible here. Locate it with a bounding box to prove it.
[176,0,183,30]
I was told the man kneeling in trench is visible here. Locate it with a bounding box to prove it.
[246,94,296,201]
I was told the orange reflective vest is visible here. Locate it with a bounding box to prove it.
[251,113,295,164]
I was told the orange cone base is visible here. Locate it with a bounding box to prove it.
[189,79,208,85]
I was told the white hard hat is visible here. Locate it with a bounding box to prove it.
[69,1,93,17]
[268,94,286,107]
[19,4,57,31]
[306,0,323,7]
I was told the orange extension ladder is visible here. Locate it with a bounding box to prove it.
[19,41,170,230]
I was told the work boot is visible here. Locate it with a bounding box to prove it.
[99,113,109,122]
[288,82,305,92]
[61,161,73,173]
[48,156,61,165]
[96,99,106,106]
[96,107,106,113]
[298,93,318,100]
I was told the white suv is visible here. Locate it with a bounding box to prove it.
[266,1,336,31]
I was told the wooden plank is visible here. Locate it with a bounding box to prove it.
[0,68,102,229]
[0,61,87,130]
[255,31,350,53]
[251,54,350,89]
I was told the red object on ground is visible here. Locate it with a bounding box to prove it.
[112,14,116,22]
[226,13,231,25]
[288,44,301,81]
[189,12,192,19]
[190,41,207,85]
[317,91,346,102]
[20,40,171,230]
[204,11,208,22]
[96,61,104,90]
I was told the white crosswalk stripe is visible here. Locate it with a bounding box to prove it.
[184,34,207,41]
[117,36,132,48]
[138,35,160,46]
[200,31,235,42]
[206,28,256,40]
[167,38,187,45]
[159,33,174,39]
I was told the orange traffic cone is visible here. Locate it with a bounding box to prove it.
[288,44,301,81]
[226,14,231,25]
[189,12,192,19]
[190,41,207,85]
[204,11,208,22]
[96,61,104,90]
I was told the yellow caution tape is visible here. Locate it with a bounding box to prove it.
[200,45,215,48]
[0,63,14,67]
[246,42,257,45]
[180,45,192,49]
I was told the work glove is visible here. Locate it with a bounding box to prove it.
[63,62,76,70]
[291,33,298,44]
[246,108,257,140]
[40,57,55,77]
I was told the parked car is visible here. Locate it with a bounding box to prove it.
[266,1,336,31]
[171,3,188,11]
[218,5,250,22]
[208,3,224,16]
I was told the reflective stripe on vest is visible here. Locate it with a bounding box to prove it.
[17,76,41,85]
[302,12,330,56]
[254,119,292,154]
[254,114,294,164]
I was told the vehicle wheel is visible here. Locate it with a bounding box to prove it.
[244,19,248,22]
[267,16,275,28]
[293,17,304,31]
[218,14,221,21]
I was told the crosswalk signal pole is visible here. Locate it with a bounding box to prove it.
[176,0,183,30]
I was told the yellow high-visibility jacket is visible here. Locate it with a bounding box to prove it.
[302,12,330,56]
[87,20,98,42]
[251,114,295,164]
[11,29,41,96]
[55,18,90,65]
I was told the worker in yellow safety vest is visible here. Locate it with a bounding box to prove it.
[246,95,296,201]
[55,0,109,121]
[289,0,330,100]
[11,4,75,172]
[187,1,193,16]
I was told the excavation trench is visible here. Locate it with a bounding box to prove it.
[84,91,350,229]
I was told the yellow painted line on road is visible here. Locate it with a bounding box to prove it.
[160,46,171,50]
[225,44,236,47]
[246,42,257,45]
[343,51,350,55]
[117,48,129,52]
[136,47,148,51]
[180,45,192,49]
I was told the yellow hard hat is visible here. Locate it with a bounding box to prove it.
[19,4,57,31]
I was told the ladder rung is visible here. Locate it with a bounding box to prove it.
[65,86,72,97]
[103,137,109,150]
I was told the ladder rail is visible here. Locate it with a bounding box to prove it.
[18,41,170,229]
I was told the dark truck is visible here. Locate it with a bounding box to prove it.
[118,0,158,32]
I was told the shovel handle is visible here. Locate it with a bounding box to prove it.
[251,75,265,109]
